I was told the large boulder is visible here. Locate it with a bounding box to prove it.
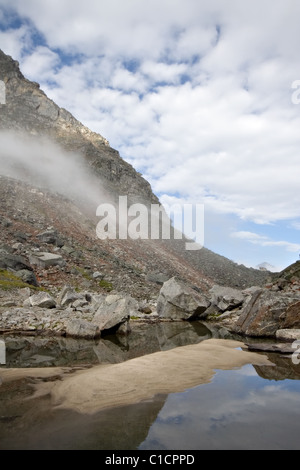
[232,288,300,337]
[93,294,138,333]
[146,272,170,285]
[157,277,210,320]
[65,319,100,339]
[0,254,38,287]
[0,253,33,271]
[14,269,39,287]
[57,286,80,308]
[37,229,64,247]
[280,301,300,329]
[24,292,56,309]
[208,285,245,312]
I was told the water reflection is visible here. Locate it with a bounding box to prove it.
[254,352,300,380]
[0,389,168,450]
[0,322,212,368]
[1,359,300,450]
[140,365,300,450]
[1,323,300,450]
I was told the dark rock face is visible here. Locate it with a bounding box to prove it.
[280,301,300,329]
[232,288,300,337]
[207,285,245,313]
[0,253,33,272]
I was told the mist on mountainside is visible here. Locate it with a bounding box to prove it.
[0,129,110,213]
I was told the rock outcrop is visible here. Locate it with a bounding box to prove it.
[24,292,56,309]
[157,277,210,320]
[203,285,245,316]
[229,264,300,338]
[232,289,295,337]
[93,294,137,333]
[0,285,141,339]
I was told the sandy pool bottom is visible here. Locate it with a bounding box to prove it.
[0,339,273,415]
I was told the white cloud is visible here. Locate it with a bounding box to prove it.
[21,46,60,81]
[140,61,188,85]
[1,0,300,267]
[232,231,300,253]
[291,222,300,231]
[0,26,31,60]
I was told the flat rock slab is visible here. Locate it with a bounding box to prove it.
[276,328,300,341]
[29,252,65,268]
[245,342,295,354]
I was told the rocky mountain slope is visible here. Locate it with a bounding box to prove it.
[0,48,272,306]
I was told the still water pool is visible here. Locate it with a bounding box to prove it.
[140,365,300,450]
[1,322,300,450]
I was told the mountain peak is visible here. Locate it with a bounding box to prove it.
[0,48,24,80]
[0,48,109,145]
[0,49,158,205]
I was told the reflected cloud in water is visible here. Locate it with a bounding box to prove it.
[140,365,300,450]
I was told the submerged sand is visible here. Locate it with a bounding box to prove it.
[0,339,273,414]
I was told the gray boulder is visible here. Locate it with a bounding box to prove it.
[93,294,138,332]
[14,269,39,287]
[65,319,100,339]
[157,277,210,320]
[92,271,104,280]
[209,285,245,312]
[57,286,80,307]
[146,272,170,285]
[37,230,64,247]
[0,253,33,271]
[24,292,56,309]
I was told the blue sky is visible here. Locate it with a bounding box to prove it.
[0,0,300,271]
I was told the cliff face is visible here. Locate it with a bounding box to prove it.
[0,49,157,206]
[0,49,271,298]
